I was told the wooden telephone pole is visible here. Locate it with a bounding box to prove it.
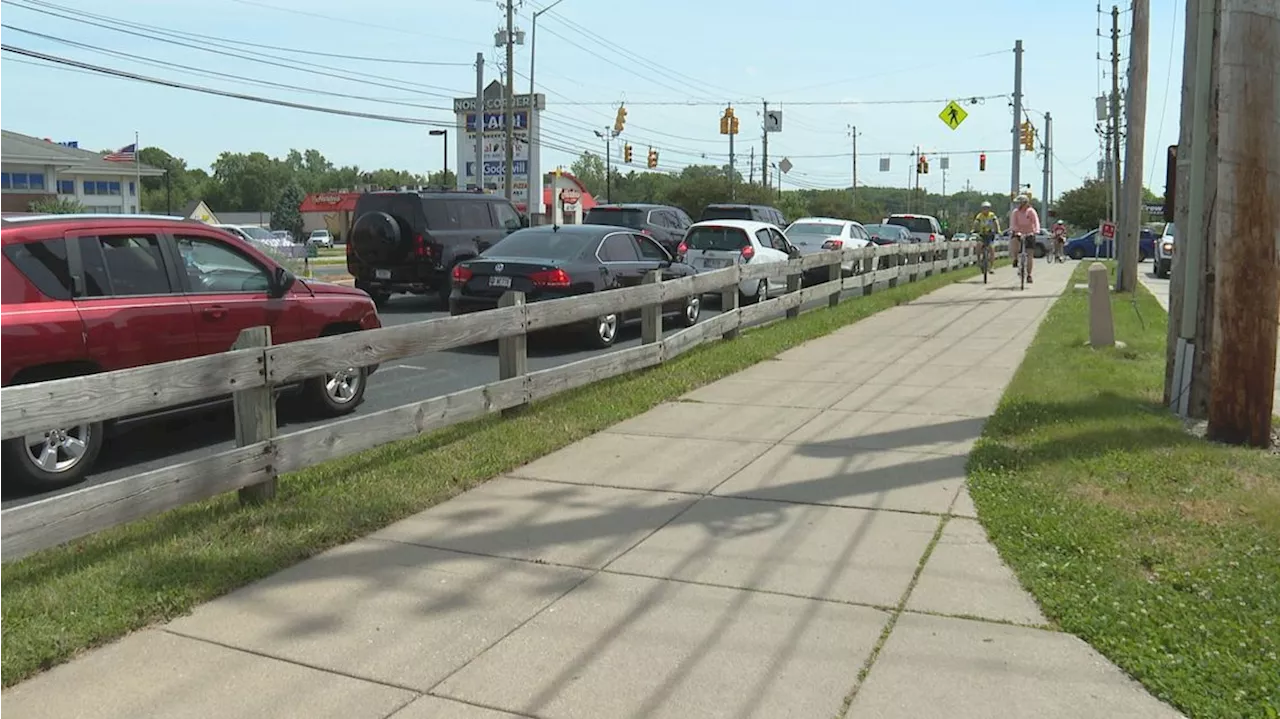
[1207,0,1279,446]
[1117,0,1150,292]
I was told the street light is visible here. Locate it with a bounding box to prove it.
[429,129,448,187]
[529,0,568,101]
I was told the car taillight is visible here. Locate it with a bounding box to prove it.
[822,239,844,250]
[530,268,571,288]
[677,241,688,256]
[740,245,755,261]
[345,240,353,256]
[451,265,473,286]
[414,234,429,258]
[640,228,653,236]
[928,234,937,242]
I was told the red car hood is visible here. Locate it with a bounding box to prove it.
[299,278,368,298]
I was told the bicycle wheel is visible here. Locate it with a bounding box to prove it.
[981,249,988,284]
[1019,248,1027,290]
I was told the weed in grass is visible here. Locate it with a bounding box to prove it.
[968,265,1280,718]
[0,264,985,687]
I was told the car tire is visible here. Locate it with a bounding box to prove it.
[302,327,368,417]
[1033,244,1046,259]
[1068,247,1086,261]
[2,421,105,491]
[586,313,619,348]
[740,279,767,305]
[678,296,701,328]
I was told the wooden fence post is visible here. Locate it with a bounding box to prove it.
[785,266,802,320]
[498,291,528,416]
[721,274,740,340]
[232,326,276,505]
[827,254,842,309]
[641,270,663,344]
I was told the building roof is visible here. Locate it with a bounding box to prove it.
[299,192,361,213]
[1,130,166,177]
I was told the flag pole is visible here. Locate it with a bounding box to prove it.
[134,131,141,213]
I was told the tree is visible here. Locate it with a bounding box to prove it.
[1054,179,1110,229]
[569,152,607,198]
[28,196,86,214]
[271,182,306,241]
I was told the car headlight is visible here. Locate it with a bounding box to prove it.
[1162,242,1174,253]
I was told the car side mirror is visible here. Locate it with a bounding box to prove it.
[518,213,530,228]
[270,266,295,298]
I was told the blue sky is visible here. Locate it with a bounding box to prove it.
[1,0,1184,198]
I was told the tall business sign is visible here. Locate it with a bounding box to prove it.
[453,81,546,213]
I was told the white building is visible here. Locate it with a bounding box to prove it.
[1,130,165,214]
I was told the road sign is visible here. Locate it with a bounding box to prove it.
[764,110,782,133]
[939,157,950,171]
[939,100,968,130]
[879,157,891,172]
[778,157,793,174]
[1100,221,1117,241]
[559,188,581,206]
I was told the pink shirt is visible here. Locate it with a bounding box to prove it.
[1010,206,1041,235]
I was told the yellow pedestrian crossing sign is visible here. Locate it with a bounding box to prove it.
[939,100,968,130]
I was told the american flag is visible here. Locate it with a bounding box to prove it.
[103,143,137,162]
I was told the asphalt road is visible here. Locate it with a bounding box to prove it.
[2,279,896,508]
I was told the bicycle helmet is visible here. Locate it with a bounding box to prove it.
[1015,194,1029,204]
[980,201,992,209]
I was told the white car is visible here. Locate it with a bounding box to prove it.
[884,213,946,244]
[1155,222,1175,278]
[784,217,872,276]
[681,219,795,304]
[308,229,333,248]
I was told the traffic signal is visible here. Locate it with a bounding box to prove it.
[979,152,987,171]
[720,106,738,135]
[614,105,627,134]
[917,154,928,174]
[647,148,658,169]
[1019,121,1035,151]
[624,143,633,163]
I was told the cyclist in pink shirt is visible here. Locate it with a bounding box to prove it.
[1010,194,1041,283]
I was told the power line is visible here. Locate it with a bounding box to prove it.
[226,0,473,46]
[1,24,458,113]
[1,0,469,98]
[550,94,1009,107]
[770,49,1012,96]
[2,45,457,127]
[531,22,716,100]
[12,0,472,66]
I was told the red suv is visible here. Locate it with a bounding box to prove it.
[1,215,382,490]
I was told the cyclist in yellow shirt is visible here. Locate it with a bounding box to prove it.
[972,201,1001,269]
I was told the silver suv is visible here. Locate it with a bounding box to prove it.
[1155,222,1174,278]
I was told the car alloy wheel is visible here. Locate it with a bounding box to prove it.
[597,313,618,346]
[23,424,92,473]
[324,366,364,406]
[681,296,701,327]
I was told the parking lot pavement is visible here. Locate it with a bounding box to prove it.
[5,261,1185,719]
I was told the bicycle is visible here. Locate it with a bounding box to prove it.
[1013,233,1030,290]
[977,234,993,284]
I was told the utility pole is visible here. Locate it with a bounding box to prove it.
[1116,0,1149,293]
[761,100,770,190]
[850,125,858,214]
[1170,0,1222,419]
[1207,0,1279,446]
[748,146,755,185]
[1011,40,1023,212]
[728,128,736,201]
[474,52,484,191]
[503,0,516,201]
[1041,112,1052,223]
[1110,5,1122,254]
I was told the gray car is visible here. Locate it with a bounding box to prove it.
[1155,222,1175,278]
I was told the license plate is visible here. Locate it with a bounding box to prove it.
[489,275,512,288]
[374,269,391,280]
[702,258,730,268]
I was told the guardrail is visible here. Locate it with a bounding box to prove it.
[0,240,1001,562]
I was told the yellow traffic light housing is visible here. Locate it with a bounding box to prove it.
[720,106,738,135]
[1019,121,1036,151]
[730,116,739,135]
[647,148,658,169]
[623,143,633,163]
[614,105,627,134]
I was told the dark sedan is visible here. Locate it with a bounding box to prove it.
[449,224,703,348]
[862,224,915,245]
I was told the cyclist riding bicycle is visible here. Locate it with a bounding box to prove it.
[1051,220,1067,262]
[1010,194,1041,282]
[971,201,1001,268]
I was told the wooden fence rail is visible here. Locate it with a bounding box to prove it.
[0,240,1002,562]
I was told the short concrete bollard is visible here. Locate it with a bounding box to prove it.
[1088,262,1116,348]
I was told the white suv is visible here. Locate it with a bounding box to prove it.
[884,214,945,244]
[307,229,333,248]
[1155,222,1174,278]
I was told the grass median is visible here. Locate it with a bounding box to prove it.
[2,261,986,687]
[968,263,1280,718]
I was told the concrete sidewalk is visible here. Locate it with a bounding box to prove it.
[5,261,1183,719]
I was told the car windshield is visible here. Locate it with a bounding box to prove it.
[886,216,934,234]
[684,226,751,251]
[862,224,899,238]
[485,228,592,260]
[240,226,274,240]
[1163,223,1176,238]
[700,206,752,221]
[311,230,329,237]
[585,207,646,228]
[787,223,843,238]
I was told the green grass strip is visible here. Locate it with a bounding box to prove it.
[968,262,1280,718]
[2,263,985,687]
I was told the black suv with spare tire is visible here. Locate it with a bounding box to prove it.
[347,190,526,307]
